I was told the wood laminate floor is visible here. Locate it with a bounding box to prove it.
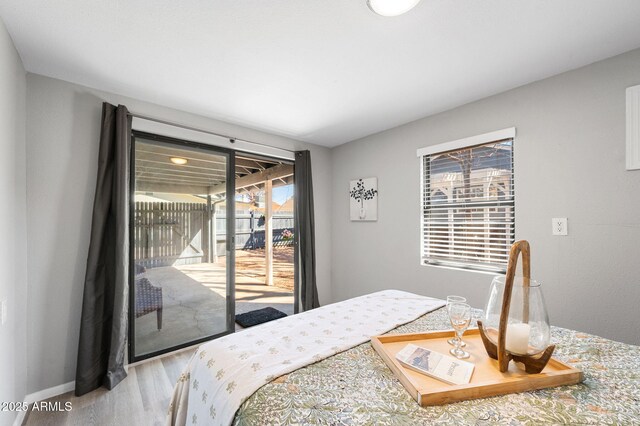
[24,256,294,426]
[24,348,196,426]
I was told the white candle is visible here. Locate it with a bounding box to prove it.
[505,323,530,355]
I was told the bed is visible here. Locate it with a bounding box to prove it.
[167,291,640,425]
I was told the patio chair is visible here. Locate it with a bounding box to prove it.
[134,265,163,330]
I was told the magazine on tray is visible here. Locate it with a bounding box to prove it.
[395,343,475,385]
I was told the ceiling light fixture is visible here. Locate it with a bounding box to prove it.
[367,0,421,16]
[170,157,188,165]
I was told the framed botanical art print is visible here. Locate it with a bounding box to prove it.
[349,177,378,221]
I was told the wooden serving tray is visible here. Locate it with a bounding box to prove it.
[371,329,583,406]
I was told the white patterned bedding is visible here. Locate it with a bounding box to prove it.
[165,290,446,426]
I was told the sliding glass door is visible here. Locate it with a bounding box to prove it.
[233,153,296,322]
[129,131,235,361]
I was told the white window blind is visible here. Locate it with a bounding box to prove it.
[420,135,515,273]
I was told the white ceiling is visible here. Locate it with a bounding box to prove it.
[2,1,640,147]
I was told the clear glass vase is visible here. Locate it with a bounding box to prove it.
[481,276,551,356]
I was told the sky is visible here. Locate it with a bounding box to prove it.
[273,184,294,205]
[235,183,293,206]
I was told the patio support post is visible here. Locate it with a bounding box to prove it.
[206,195,213,263]
[265,178,273,286]
[202,195,211,263]
[211,201,218,263]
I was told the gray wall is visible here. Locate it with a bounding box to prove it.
[331,48,640,346]
[0,18,27,426]
[24,74,332,394]
[16,37,640,399]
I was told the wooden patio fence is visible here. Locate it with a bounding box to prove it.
[133,202,294,268]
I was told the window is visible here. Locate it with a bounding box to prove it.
[418,128,515,273]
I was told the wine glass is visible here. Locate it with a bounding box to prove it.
[448,302,472,359]
[446,296,467,347]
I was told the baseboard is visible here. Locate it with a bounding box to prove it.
[24,381,75,404]
[12,381,75,426]
[11,344,196,426]
[12,410,27,426]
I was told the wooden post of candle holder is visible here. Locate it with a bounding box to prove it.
[477,240,556,374]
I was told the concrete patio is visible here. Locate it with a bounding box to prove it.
[134,248,294,356]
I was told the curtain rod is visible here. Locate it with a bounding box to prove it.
[127,112,298,154]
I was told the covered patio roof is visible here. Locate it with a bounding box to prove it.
[135,138,294,197]
[134,136,295,289]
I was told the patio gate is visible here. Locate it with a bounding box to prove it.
[133,202,209,268]
[133,202,295,268]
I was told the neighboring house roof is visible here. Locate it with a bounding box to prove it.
[275,197,294,213]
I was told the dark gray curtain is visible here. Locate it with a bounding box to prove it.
[75,103,131,396]
[294,150,320,311]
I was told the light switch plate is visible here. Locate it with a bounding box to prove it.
[552,218,568,236]
[0,299,6,325]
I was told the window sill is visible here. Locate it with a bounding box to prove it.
[420,261,505,276]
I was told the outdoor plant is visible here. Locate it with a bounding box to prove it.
[281,229,294,241]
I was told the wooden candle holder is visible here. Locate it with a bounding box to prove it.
[477,240,556,374]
